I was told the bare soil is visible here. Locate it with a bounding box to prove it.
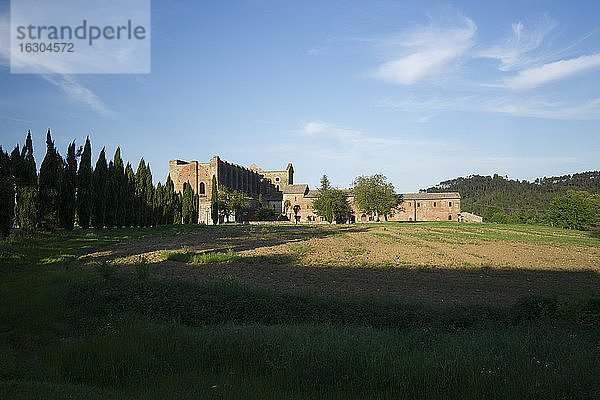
[79,223,600,304]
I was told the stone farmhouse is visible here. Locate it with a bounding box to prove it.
[169,156,473,224]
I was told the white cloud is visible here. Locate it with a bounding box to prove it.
[493,97,600,120]
[0,9,114,115]
[506,53,600,90]
[41,75,114,116]
[372,14,476,85]
[479,17,556,71]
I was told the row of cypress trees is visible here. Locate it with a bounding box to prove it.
[0,130,199,238]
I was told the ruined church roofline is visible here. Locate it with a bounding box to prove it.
[249,162,293,174]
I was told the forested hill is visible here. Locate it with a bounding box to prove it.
[424,171,600,217]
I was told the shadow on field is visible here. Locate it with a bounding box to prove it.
[111,256,600,305]
[78,224,368,264]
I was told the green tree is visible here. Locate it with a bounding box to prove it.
[164,175,176,225]
[153,182,165,225]
[228,189,249,222]
[91,147,108,229]
[483,204,510,224]
[17,187,38,235]
[77,137,92,229]
[547,190,598,230]
[0,147,14,238]
[124,162,136,227]
[13,132,38,233]
[211,175,219,224]
[110,147,126,227]
[218,187,248,223]
[105,160,117,229]
[58,141,77,230]
[182,182,198,224]
[352,174,396,221]
[38,130,62,232]
[135,159,154,227]
[255,206,276,221]
[312,175,351,223]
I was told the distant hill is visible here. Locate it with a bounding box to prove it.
[424,171,600,216]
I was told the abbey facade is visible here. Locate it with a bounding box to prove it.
[169,156,465,224]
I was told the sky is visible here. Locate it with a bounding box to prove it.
[0,0,599,192]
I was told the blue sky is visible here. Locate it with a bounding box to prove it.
[1,0,599,192]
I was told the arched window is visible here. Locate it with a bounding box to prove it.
[433,202,437,207]
[449,201,452,207]
[448,214,452,220]
[199,182,205,194]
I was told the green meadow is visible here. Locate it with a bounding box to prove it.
[1,223,599,399]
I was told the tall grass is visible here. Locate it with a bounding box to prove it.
[17,320,600,399]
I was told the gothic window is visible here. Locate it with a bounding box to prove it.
[449,201,452,207]
[448,214,452,220]
[199,182,205,194]
[433,202,437,207]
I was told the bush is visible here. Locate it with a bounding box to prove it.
[254,207,276,221]
[277,214,289,221]
[135,256,150,280]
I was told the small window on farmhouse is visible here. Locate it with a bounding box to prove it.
[449,201,452,207]
[448,214,452,220]
[433,202,437,207]
[199,182,205,194]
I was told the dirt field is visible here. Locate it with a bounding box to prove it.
[80,222,600,304]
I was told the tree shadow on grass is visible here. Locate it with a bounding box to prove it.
[110,253,600,305]
[77,224,368,265]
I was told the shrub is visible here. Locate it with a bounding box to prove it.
[254,207,276,221]
[135,256,150,280]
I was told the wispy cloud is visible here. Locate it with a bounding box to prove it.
[371,12,476,85]
[479,17,556,71]
[493,97,600,120]
[0,10,113,115]
[0,114,35,124]
[40,75,115,116]
[505,53,600,90]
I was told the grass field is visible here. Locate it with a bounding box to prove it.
[1,222,599,399]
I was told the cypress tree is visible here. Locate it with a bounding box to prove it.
[182,182,198,224]
[21,131,37,187]
[0,147,14,238]
[154,182,165,225]
[17,187,38,236]
[165,175,176,225]
[91,147,107,229]
[112,148,126,227]
[14,131,38,233]
[59,141,77,230]
[135,159,150,227]
[77,137,92,229]
[125,162,136,227]
[174,191,183,224]
[105,160,116,229]
[145,164,155,226]
[211,175,219,224]
[38,130,62,232]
